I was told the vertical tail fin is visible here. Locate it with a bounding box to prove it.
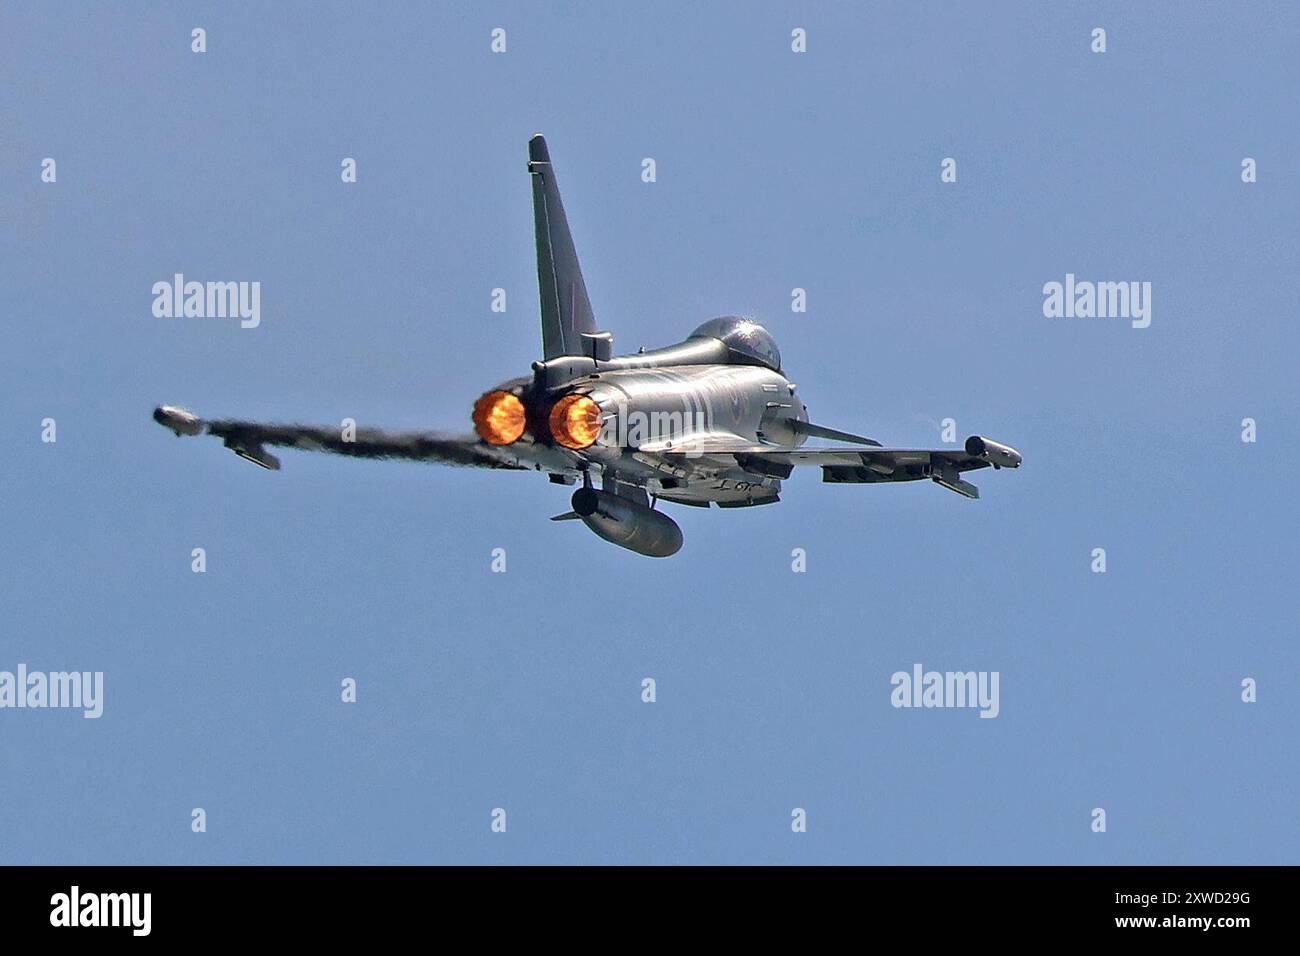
[529,134,598,359]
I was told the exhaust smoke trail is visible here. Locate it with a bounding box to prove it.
[192,414,523,469]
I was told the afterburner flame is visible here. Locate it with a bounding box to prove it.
[549,394,602,449]
[472,390,526,445]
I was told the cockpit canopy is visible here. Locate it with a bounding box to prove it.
[688,316,782,372]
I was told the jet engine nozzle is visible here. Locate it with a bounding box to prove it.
[570,487,683,557]
[549,394,603,449]
[472,390,527,445]
[964,435,1022,469]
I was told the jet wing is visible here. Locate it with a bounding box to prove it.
[153,406,526,471]
[693,444,986,468]
[661,436,1022,499]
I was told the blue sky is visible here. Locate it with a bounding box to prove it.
[1,1,1296,864]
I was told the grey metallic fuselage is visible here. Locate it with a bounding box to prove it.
[484,332,808,508]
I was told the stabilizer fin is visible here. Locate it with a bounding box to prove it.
[529,134,598,359]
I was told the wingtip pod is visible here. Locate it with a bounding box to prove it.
[964,435,1022,469]
[153,404,202,436]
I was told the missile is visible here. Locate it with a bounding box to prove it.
[153,405,203,436]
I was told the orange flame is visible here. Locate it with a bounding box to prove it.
[472,390,526,445]
[549,394,602,449]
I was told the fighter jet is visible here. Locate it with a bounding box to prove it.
[154,134,1021,557]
